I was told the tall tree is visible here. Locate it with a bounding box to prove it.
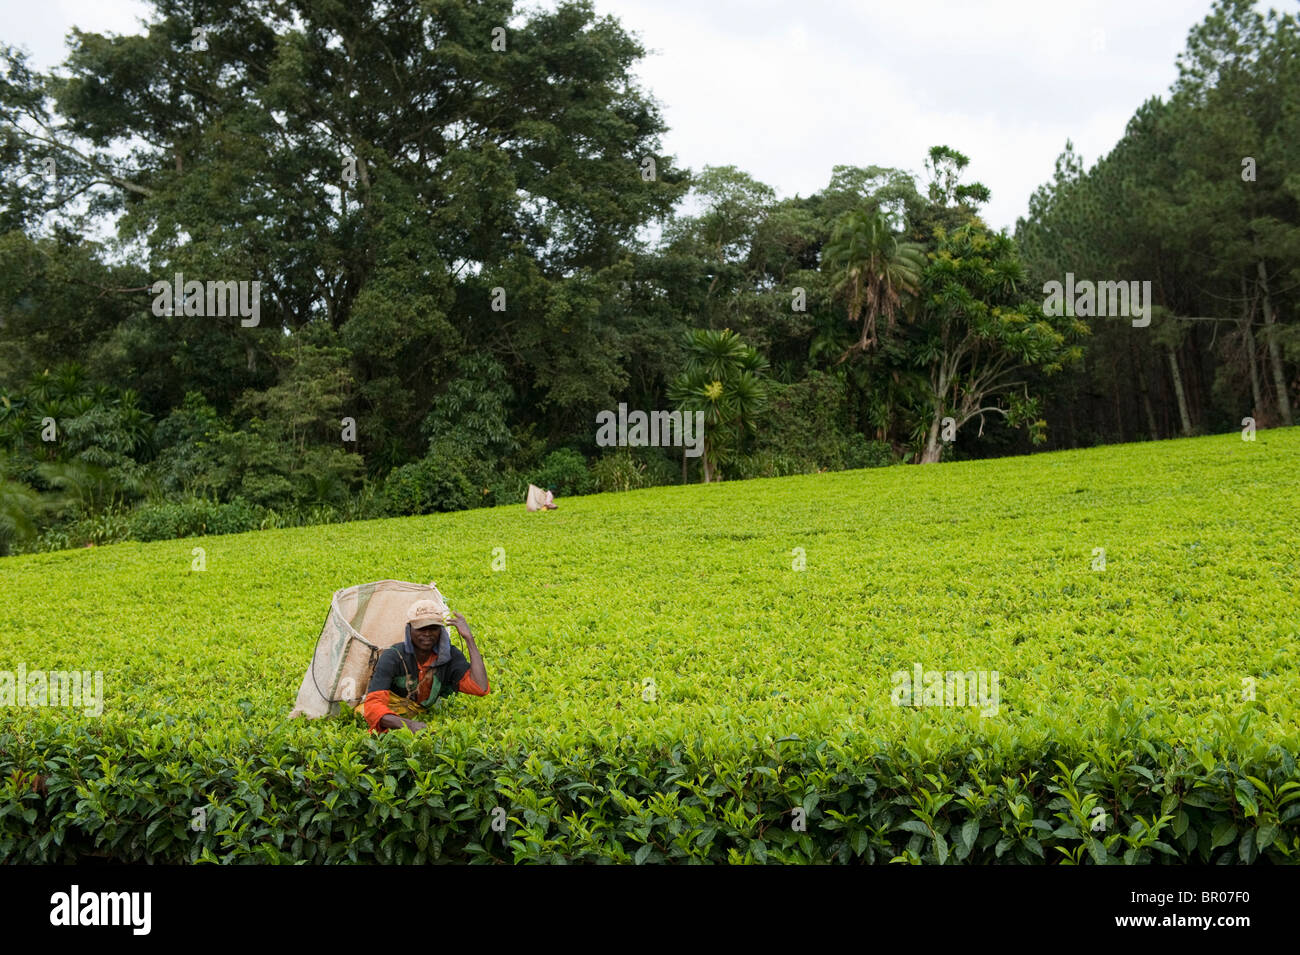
[912,224,1084,463]
[821,206,926,359]
[1,0,687,457]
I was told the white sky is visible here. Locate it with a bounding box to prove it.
[3,0,1239,231]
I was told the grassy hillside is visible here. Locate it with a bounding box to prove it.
[3,429,1299,863]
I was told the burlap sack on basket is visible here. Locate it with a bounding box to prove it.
[288,579,450,719]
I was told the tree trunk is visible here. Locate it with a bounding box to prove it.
[1133,341,1158,440]
[1245,319,1264,422]
[1188,323,1207,429]
[1167,345,1193,437]
[1256,260,1294,426]
[1113,372,1124,442]
[920,414,943,463]
[859,300,879,351]
[1242,277,1263,422]
[1159,373,1170,438]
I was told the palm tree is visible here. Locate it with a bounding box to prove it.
[668,329,769,483]
[821,206,927,360]
[0,462,40,556]
[0,394,29,451]
[667,375,730,484]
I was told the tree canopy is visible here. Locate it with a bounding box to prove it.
[0,0,1295,550]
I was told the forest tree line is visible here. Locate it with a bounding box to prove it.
[0,0,1295,553]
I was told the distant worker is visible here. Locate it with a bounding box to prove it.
[526,483,558,511]
[358,599,489,734]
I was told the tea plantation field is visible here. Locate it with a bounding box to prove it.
[3,429,1299,863]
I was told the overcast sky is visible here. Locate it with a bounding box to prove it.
[5,0,1235,231]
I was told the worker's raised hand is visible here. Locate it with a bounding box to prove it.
[449,611,473,639]
[403,719,427,732]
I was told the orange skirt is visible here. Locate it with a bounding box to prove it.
[352,692,426,722]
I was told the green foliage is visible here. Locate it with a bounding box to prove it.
[1,716,1296,865]
[1,0,1295,529]
[1016,0,1300,443]
[380,456,478,517]
[841,434,895,470]
[195,426,297,509]
[61,505,133,547]
[728,450,811,480]
[590,449,678,493]
[150,393,223,496]
[482,470,529,509]
[747,372,894,473]
[822,205,927,356]
[669,328,770,482]
[909,223,1084,462]
[526,448,595,497]
[924,145,991,212]
[0,467,40,556]
[0,0,693,513]
[421,355,518,463]
[1,428,1297,862]
[128,496,263,542]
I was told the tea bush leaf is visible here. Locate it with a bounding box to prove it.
[1,430,1298,862]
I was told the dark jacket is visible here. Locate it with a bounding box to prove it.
[361,624,488,733]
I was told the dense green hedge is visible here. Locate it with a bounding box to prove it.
[129,496,266,541]
[4,717,1296,864]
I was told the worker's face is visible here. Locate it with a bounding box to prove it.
[411,624,440,653]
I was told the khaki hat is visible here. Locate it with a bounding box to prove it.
[406,597,450,630]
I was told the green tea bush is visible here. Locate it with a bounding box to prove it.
[842,434,895,470]
[204,497,263,535]
[150,392,224,496]
[591,450,648,492]
[58,505,133,548]
[481,469,527,508]
[336,482,385,523]
[31,525,71,553]
[2,715,1296,864]
[2,428,1298,863]
[640,450,682,488]
[754,372,861,471]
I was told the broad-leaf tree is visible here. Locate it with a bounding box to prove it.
[912,224,1085,463]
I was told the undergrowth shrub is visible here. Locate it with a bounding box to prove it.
[128,496,263,542]
[591,449,679,492]
[527,448,595,497]
[380,458,477,516]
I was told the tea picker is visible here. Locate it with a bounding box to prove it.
[288,580,489,729]
[355,595,490,734]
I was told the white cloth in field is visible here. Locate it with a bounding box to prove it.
[288,579,450,719]
[525,484,556,511]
